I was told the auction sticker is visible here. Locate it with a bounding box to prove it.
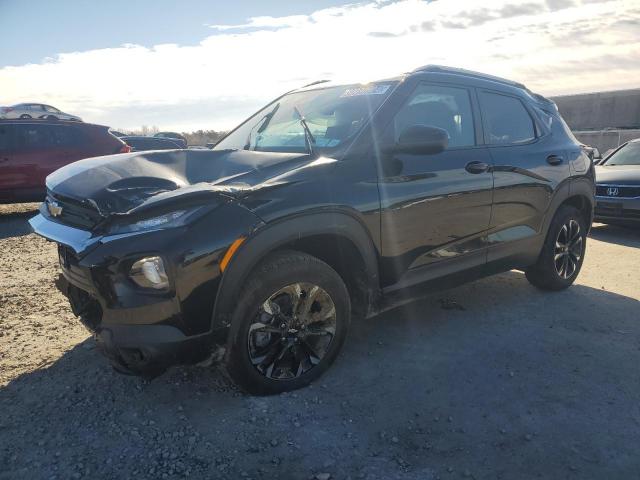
[341,84,391,97]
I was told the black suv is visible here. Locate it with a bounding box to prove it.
[30,66,595,394]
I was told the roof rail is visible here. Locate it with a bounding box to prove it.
[301,79,331,88]
[411,65,527,90]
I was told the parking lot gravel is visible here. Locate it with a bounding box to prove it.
[1,203,639,480]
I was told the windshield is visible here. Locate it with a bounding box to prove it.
[214,83,396,155]
[604,142,640,166]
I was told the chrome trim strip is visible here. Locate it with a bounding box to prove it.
[28,214,101,255]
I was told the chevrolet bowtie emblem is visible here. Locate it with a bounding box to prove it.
[47,200,63,217]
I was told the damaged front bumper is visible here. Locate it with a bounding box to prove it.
[29,202,262,376]
[54,273,211,376]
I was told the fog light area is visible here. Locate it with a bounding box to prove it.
[130,256,169,289]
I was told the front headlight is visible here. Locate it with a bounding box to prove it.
[106,208,204,235]
[130,256,169,290]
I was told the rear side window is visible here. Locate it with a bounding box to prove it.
[393,84,476,148]
[49,125,81,147]
[479,92,536,145]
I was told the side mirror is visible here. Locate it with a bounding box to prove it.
[383,125,449,155]
[593,148,602,161]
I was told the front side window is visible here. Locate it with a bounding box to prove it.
[604,142,640,166]
[44,105,61,113]
[214,83,396,155]
[479,92,535,145]
[391,84,476,148]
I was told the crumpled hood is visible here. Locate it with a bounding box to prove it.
[47,149,314,215]
[595,165,640,185]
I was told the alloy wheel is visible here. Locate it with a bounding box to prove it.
[554,219,582,279]
[247,282,336,380]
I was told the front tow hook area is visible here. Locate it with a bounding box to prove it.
[56,274,102,331]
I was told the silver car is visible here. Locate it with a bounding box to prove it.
[0,103,82,121]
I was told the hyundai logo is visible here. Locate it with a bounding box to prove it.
[47,200,63,217]
[606,187,619,197]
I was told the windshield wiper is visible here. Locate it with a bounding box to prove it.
[293,105,316,156]
[244,103,280,150]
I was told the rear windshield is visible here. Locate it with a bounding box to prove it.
[604,142,640,166]
[214,83,397,155]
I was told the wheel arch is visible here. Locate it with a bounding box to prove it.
[211,210,381,338]
[564,178,595,230]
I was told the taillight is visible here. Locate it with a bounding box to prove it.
[119,144,132,153]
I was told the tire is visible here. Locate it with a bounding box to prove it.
[46,115,57,120]
[225,250,351,395]
[19,114,31,119]
[525,205,587,291]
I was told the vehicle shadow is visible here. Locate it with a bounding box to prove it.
[1,270,639,478]
[0,203,38,239]
[590,222,640,248]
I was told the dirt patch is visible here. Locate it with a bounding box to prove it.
[1,204,639,479]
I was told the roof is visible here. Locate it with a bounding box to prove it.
[410,65,527,90]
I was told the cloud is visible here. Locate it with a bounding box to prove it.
[0,0,638,130]
[500,2,542,17]
[207,15,311,31]
[545,0,575,10]
[368,31,406,37]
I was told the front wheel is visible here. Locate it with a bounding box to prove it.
[525,205,587,291]
[225,250,350,395]
[19,114,31,119]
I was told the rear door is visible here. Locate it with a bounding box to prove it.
[477,90,570,261]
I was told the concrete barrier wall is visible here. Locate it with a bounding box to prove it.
[552,89,640,131]
[574,129,640,155]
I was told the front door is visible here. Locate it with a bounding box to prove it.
[378,82,494,287]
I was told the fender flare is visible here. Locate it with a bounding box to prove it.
[539,177,594,243]
[210,210,380,336]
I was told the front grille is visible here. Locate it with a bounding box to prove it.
[596,185,640,198]
[46,191,103,229]
[595,206,640,219]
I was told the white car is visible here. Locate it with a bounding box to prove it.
[0,103,82,121]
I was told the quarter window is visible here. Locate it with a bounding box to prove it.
[479,92,536,145]
[392,84,475,148]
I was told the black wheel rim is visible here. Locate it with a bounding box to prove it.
[554,219,582,279]
[247,282,336,380]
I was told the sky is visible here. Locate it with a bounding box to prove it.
[0,0,639,132]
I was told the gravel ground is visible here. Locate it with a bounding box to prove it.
[1,203,639,480]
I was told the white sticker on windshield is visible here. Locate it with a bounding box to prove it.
[340,84,391,97]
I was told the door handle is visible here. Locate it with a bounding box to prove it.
[546,155,564,165]
[465,161,490,174]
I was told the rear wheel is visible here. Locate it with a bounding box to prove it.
[525,205,587,291]
[19,114,31,119]
[225,250,350,395]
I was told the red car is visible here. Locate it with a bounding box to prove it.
[0,119,129,203]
